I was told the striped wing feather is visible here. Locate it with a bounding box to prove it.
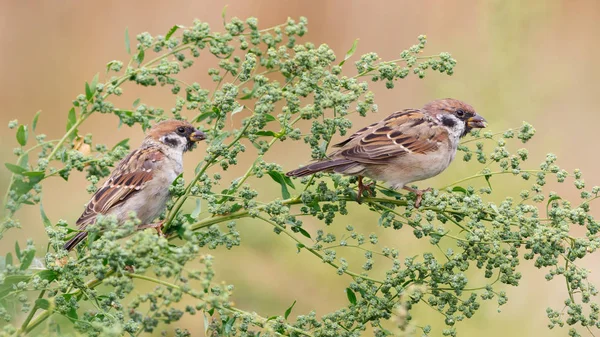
[332,109,448,164]
[76,147,163,228]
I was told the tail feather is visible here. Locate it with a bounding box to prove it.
[63,231,88,251]
[286,159,358,177]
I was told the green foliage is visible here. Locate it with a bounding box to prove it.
[1,14,598,337]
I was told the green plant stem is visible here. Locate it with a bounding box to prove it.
[439,169,544,190]
[17,290,46,335]
[256,215,384,284]
[128,273,314,337]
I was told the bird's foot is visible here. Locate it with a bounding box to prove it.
[138,221,165,237]
[403,186,433,208]
[357,176,376,202]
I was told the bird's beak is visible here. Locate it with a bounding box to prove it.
[189,130,206,142]
[467,114,487,128]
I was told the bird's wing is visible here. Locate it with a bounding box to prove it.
[332,109,449,164]
[76,146,164,227]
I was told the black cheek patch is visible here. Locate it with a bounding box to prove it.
[441,116,457,128]
[164,137,180,148]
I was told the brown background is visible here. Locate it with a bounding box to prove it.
[1,1,599,336]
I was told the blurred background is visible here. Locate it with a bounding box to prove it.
[1,0,599,336]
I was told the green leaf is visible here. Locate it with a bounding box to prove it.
[125,27,131,54]
[90,73,99,94]
[267,170,291,199]
[255,130,278,137]
[5,163,26,175]
[19,249,35,270]
[37,270,58,282]
[66,108,77,132]
[266,315,277,322]
[339,39,359,66]
[165,25,183,41]
[133,98,141,108]
[379,188,403,198]
[12,179,35,195]
[16,125,27,146]
[297,227,311,239]
[0,275,31,298]
[346,288,357,305]
[135,49,145,65]
[224,316,236,334]
[451,186,468,194]
[112,138,130,151]
[284,300,296,320]
[40,202,52,228]
[484,174,492,190]
[23,171,44,184]
[15,242,21,261]
[18,153,29,168]
[32,110,41,132]
[230,203,242,213]
[85,82,92,100]
[264,114,276,122]
[35,298,50,310]
[282,175,295,189]
[65,307,79,323]
[221,5,228,25]
[5,253,12,266]
[194,111,216,123]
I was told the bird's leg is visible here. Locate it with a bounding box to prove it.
[402,186,433,208]
[357,176,376,202]
[137,220,165,237]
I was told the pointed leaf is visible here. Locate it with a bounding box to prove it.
[90,73,99,94]
[112,138,130,151]
[339,39,359,66]
[221,5,228,25]
[40,202,52,227]
[484,174,492,190]
[165,25,183,41]
[37,270,58,282]
[5,253,12,266]
[133,98,141,108]
[135,49,145,65]
[284,300,296,320]
[255,130,278,137]
[15,242,21,261]
[346,288,357,305]
[35,298,50,310]
[264,114,276,122]
[66,108,77,132]
[19,249,35,270]
[297,227,311,239]
[85,82,92,100]
[5,163,26,175]
[451,186,468,194]
[16,125,27,146]
[125,27,131,54]
[32,111,41,132]
[18,153,29,168]
[267,170,291,199]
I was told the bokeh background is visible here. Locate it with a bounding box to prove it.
[1,1,600,336]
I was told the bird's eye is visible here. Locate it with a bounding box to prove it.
[177,127,186,134]
[455,109,466,118]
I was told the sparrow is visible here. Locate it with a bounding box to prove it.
[286,98,487,207]
[63,120,206,251]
